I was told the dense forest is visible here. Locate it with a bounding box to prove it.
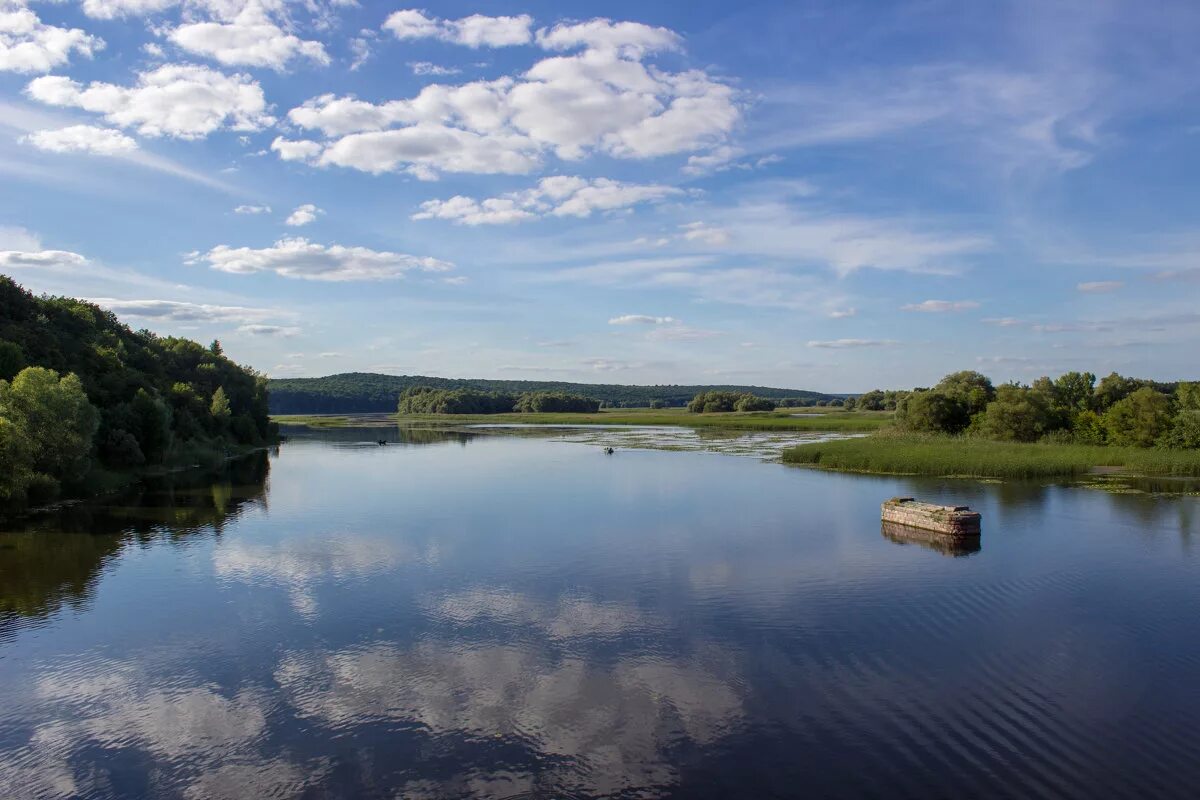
[0,276,273,511]
[269,372,833,413]
[857,370,1199,448]
[397,387,601,414]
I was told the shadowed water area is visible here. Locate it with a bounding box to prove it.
[2,426,1199,799]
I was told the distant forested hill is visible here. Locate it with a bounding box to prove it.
[268,372,834,413]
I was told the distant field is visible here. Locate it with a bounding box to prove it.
[782,433,1200,478]
[274,408,894,433]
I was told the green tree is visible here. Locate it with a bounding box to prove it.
[1175,381,1200,411]
[980,384,1057,442]
[1102,387,1172,447]
[0,416,34,503]
[1071,410,1107,444]
[210,386,232,428]
[130,389,172,463]
[1053,371,1096,411]
[0,340,23,381]
[0,367,98,478]
[1159,412,1200,449]
[856,390,886,411]
[1093,372,1141,412]
[735,395,775,412]
[897,390,970,433]
[209,339,224,357]
[935,371,995,416]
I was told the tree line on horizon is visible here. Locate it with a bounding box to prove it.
[397,386,602,414]
[269,372,832,413]
[0,276,274,511]
[848,370,1200,448]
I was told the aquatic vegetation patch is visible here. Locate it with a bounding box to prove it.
[782,433,1200,478]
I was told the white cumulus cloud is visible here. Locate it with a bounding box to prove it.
[26,63,273,139]
[534,18,681,57]
[234,204,271,214]
[383,9,532,48]
[284,203,322,227]
[80,0,177,19]
[188,237,453,281]
[168,5,330,71]
[270,136,322,161]
[411,195,535,226]
[608,314,677,325]
[0,247,88,270]
[413,176,682,224]
[409,61,460,76]
[279,19,740,178]
[0,1,102,74]
[22,124,137,155]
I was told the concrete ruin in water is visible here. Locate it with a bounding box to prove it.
[881,497,981,539]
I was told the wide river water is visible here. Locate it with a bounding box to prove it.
[2,425,1200,799]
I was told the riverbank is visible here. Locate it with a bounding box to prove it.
[781,433,1200,478]
[275,408,893,433]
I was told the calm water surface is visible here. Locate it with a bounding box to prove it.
[2,426,1199,799]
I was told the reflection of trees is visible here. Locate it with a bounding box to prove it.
[283,424,475,447]
[0,451,270,628]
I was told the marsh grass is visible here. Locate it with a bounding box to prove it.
[277,408,894,433]
[274,415,375,428]
[781,432,1200,478]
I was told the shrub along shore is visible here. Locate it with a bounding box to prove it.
[784,369,1200,479]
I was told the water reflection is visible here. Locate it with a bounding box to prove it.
[0,452,270,634]
[880,520,982,557]
[281,423,476,448]
[2,432,1200,798]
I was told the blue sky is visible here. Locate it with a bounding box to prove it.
[1,0,1198,392]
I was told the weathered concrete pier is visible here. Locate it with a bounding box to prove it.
[881,497,981,538]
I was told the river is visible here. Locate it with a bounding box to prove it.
[1,425,1198,799]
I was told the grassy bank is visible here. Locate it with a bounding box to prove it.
[276,408,894,433]
[781,433,1200,478]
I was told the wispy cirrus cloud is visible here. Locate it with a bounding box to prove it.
[807,339,898,349]
[1076,281,1122,293]
[93,298,288,326]
[901,299,980,312]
